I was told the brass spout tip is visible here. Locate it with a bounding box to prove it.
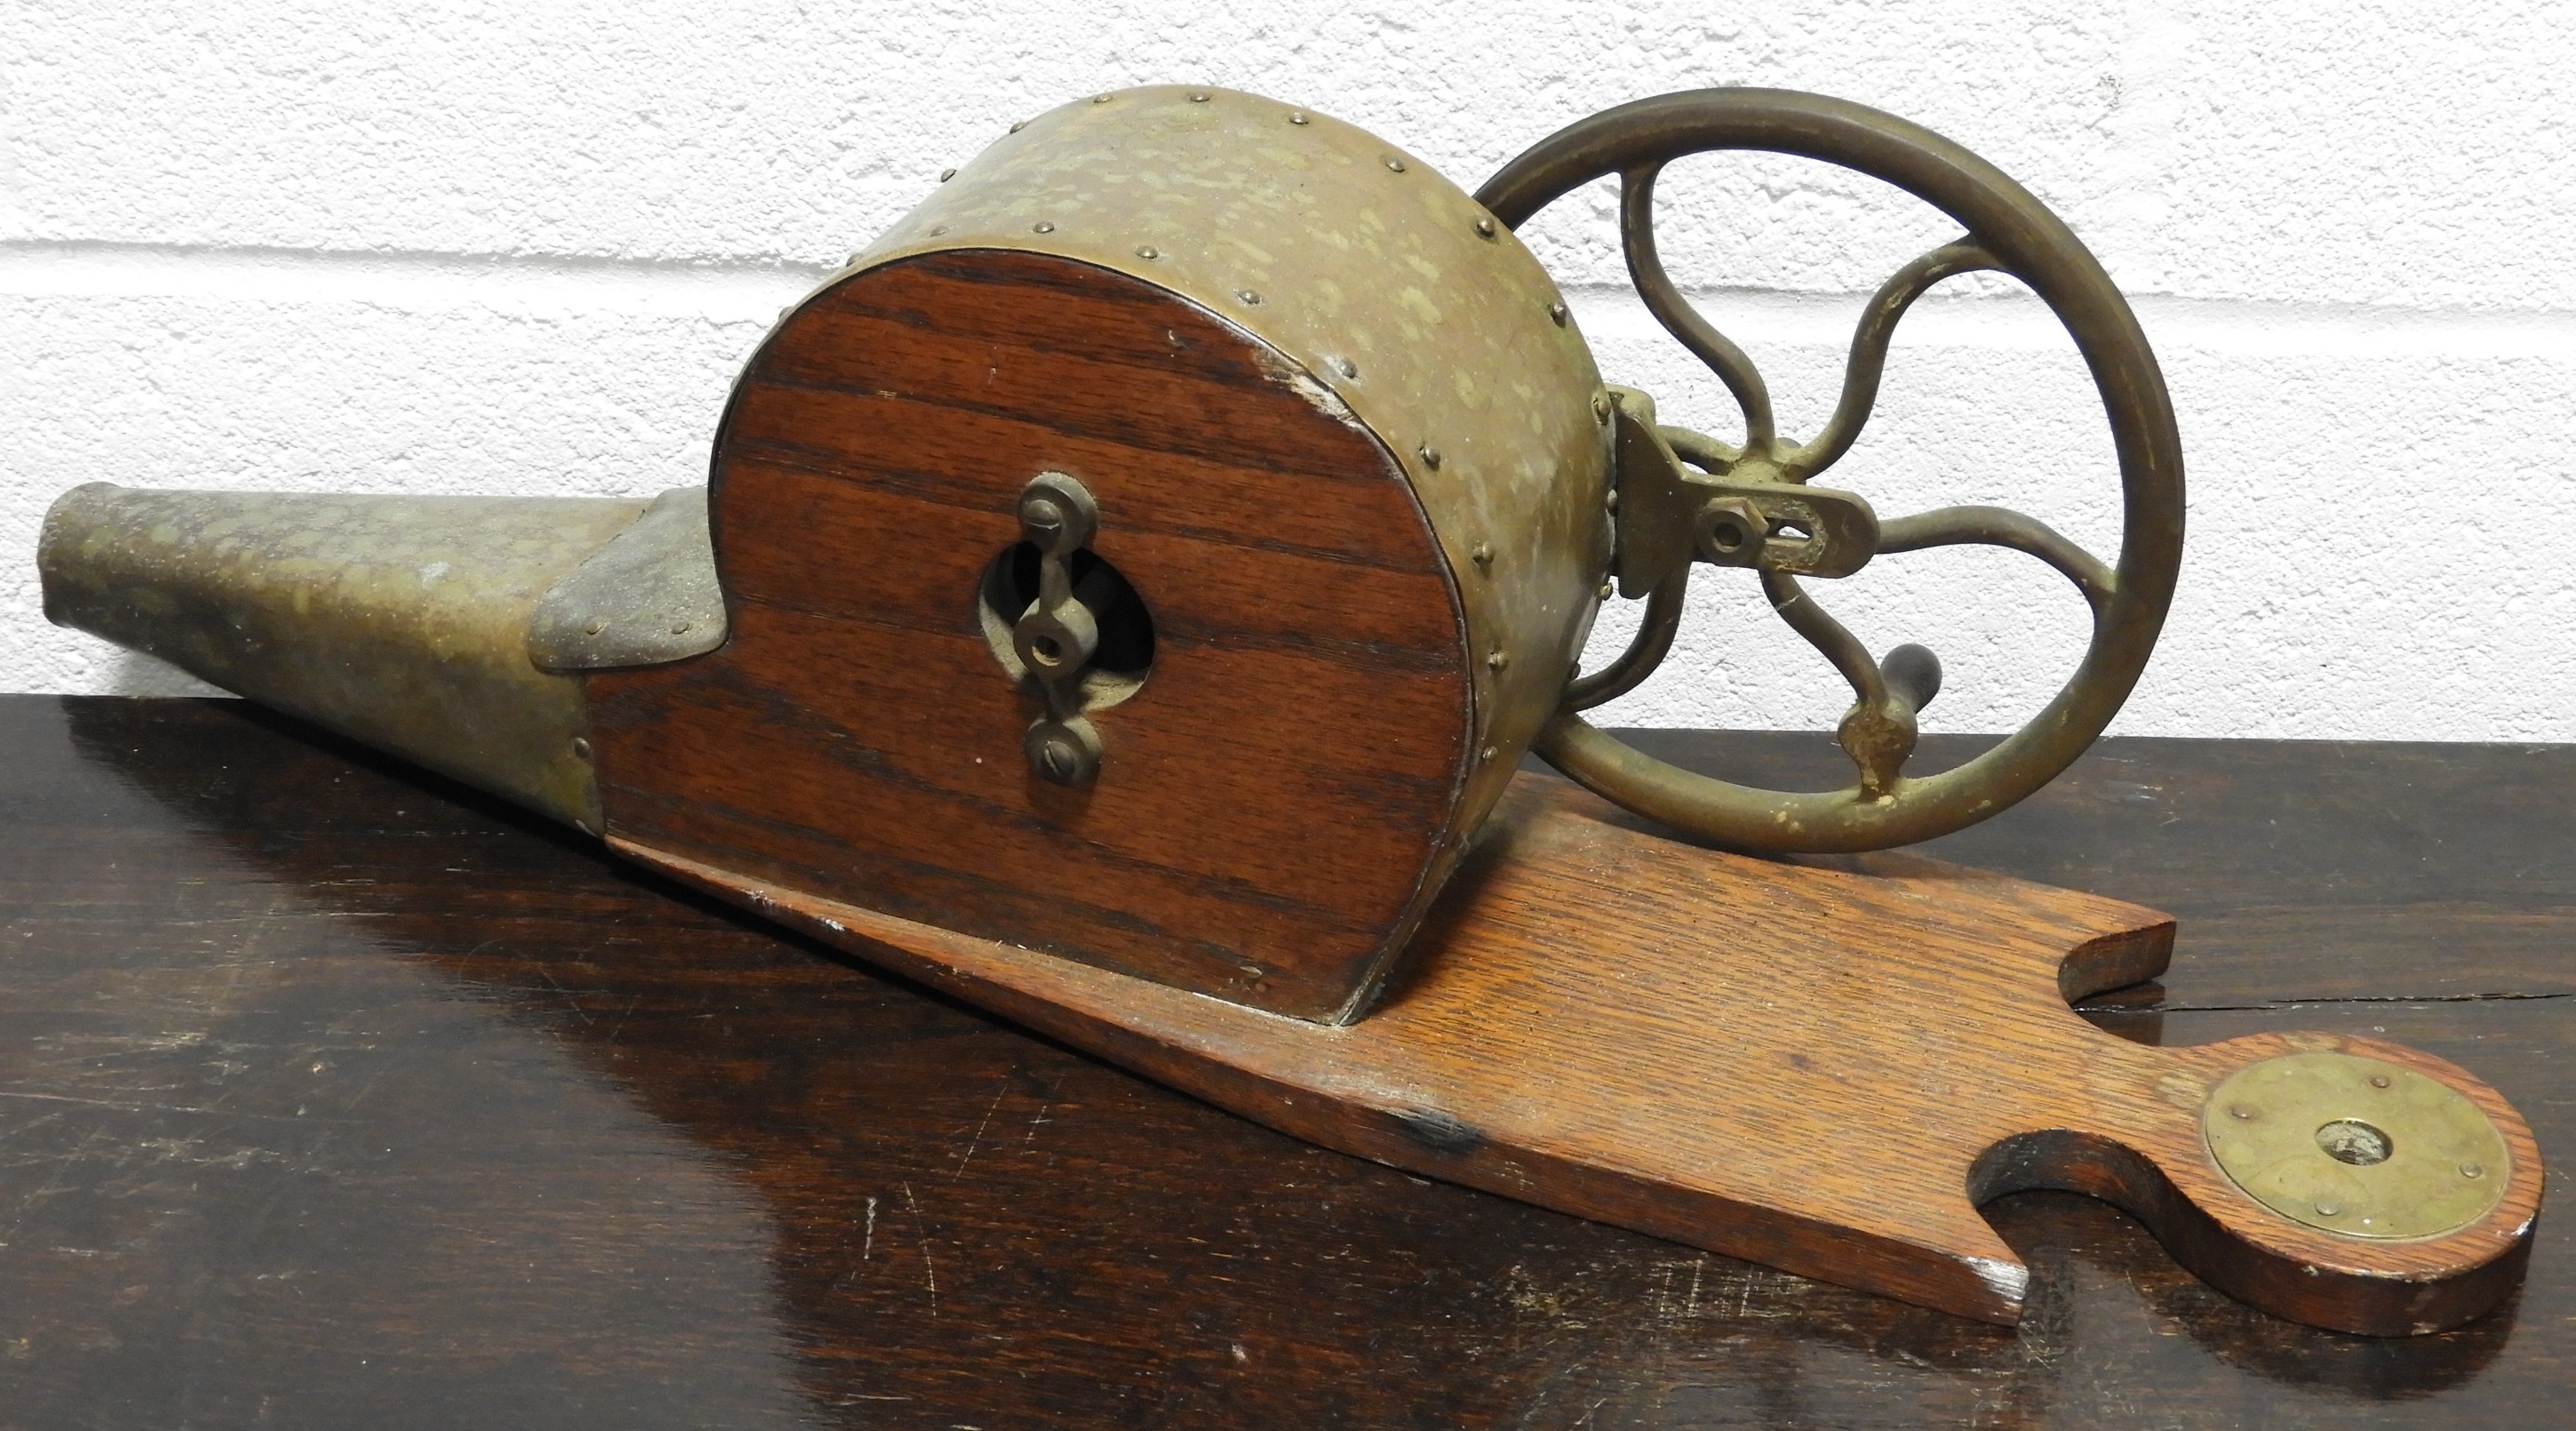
[39,483,655,830]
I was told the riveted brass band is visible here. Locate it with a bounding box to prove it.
[2202,1053,2509,1241]
[794,86,1614,882]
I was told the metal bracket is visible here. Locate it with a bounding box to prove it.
[1013,473,1106,786]
[1607,388,1878,597]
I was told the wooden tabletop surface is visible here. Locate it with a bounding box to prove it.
[1,694,2566,1428]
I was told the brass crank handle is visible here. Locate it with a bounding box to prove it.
[1477,90,2185,852]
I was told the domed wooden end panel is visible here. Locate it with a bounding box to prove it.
[586,250,1473,1021]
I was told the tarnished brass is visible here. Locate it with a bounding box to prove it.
[2203,1053,2510,1241]
[527,488,727,671]
[1607,388,1878,589]
[36,87,2183,869]
[802,84,1614,862]
[1482,90,2186,853]
[40,484,648,831]
[1011,472,1107,787]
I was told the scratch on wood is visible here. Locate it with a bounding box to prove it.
[953,1080,1008,1179]
[863,1195,877,1260]
[902,1182,937,1315]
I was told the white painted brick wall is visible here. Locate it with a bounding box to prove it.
[7,1,2572,741]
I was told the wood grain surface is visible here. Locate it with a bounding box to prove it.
[590,249,1473,1021]
[4,696,2568,1428]
[619,774,2536,1337]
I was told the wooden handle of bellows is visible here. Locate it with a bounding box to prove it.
[2015,1033,2541,1335]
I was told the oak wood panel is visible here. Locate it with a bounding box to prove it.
[590,250,1473,1020]
[622,776,2537,1337]
[10,697,2572,1428]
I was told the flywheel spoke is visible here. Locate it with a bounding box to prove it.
[1877,505,2116,615]
[1784,238,1999,482]
[1621,164,1776,453]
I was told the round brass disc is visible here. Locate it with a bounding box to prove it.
[2202,1052,2508,1241]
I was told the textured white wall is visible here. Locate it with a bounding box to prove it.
[6,2,2572,741]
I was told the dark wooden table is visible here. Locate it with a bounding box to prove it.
[2,695,2566,1428]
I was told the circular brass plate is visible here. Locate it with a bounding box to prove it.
[2202,1052,2508,1240]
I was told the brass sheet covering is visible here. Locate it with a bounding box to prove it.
[813,85,1614,879]
[39,484,649,830]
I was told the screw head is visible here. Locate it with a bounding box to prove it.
[1479,746,1498,763]
[1599,581,1614,599]
[1473,217,1496,239]
[1189,91,1211,102]
[1417,444,1441,469]
[2370,1075,2391,1088]
[1235,289,1263,306]
[570,737,594,761]
[1471,541,1493,567]
[1024,718,1103,786]
[1033,220,1056,234]
[1288,110,1310,124]
[2315,1200,2342,1218]
[1009,121,1026,132]
[1384,156,1408,172]
[1486,651,1509,672]
[1135,244,1160,260]
[1549,302,1568,326]
[1021,497,1065,542]
[2461,1161,2486,1179]
[939,168,957,181]
[1591,393,1612,423]
[1334,356,1358,379]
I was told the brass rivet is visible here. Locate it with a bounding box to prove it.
[570,737,593,761]
[2370,1075,2391,1088]
[2229,1103,2255,1120]
[938,168,957,181]
[1009,121,1027,132]
[1288,111,1310,125]
[1033,220,1056,234]
[1136,244,1160,260]
[929,225,948,236]
[2461,1161,2485,1179]
[1605,490,1620,512]
[843,252,863,268]
[1591,393,1612,423]
[1418,444,1441,469]
[1486,651,1509,672]
[583,619,606,636]
[1473,217,1496,239]
[1093,94,1113,104]
[2315,1200,2342,1218]
[1190,92,1211,102]
[670,620,691,636]
[1598,581,1614,599]
[1236,289,1263,306]
[1335,356,1358,379]
[1549,302,1569,326]
[1384,156,1408,172]
[1471,542,1493,567]
[1479,746,1497,763]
